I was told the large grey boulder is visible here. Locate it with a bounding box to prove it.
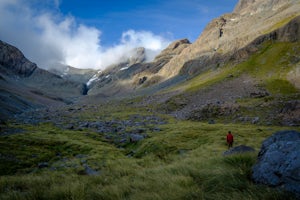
[252,130,300,196]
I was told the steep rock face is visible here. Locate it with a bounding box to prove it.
[133,39,190,76]
[0,40,86,97]
[153,39,191,64]
[0,40,88,120]
[0,40,37,77]
[157,0,300,79]
[130,39,191,86]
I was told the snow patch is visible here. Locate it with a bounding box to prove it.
[120,66,129,71]
[86,70,102,86]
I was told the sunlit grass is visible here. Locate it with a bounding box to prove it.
[1,115,299,199]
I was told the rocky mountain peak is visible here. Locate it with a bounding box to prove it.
[156,0,300,79]
[0,40,37,77]
[167,39,190,51]
[153,39,190,63]
[128,47,145,65]
[234,0,256,13]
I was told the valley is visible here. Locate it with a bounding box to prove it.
[1,99,299,199]
[0,0,300,199]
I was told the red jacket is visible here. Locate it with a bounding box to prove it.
[227,133,233,143]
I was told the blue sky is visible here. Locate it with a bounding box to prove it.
[0,0,238,69]
[58,0,238,45]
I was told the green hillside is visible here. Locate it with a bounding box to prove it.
[174,41,299,94]
[158,40,300,125]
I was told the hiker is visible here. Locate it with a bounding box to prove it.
[226,131,233,148]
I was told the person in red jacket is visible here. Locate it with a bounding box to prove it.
[226,131,234,149]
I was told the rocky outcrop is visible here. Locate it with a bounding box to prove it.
[129,39,191,86]
[0,40,37,77]
[154,39,191,64]
[252,130,300,196]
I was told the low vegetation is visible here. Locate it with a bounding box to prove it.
[1,38,299,200]
[1,102,299,199]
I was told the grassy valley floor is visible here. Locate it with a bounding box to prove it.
[0,102,299,200]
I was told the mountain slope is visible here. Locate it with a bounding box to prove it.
[156,0,300,79]
[85,0,299,100]
[144,15,300,126]
[49,65,97,84]
[87,40,190,96]
[0,40,87,121]
[1,0,299,126]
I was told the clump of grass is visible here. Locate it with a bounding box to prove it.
[1,113,300,199]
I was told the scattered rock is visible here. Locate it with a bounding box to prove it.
[38,162,49,168]
[66,124,74,130]
[223,145,255,156]
[208,119,215,124]
[250,91,269,98]
[152,127,161,132]
[252,117,260,124]
[139,76,147,85]
[83,164,100,176]
[0,127,24,136]
[252,130,300,197]
[129,134,145,143]
[75,154,87,159]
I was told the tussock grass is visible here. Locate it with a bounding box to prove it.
[1,116,299,199]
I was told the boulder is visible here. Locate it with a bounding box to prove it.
[38,162,49,169]
[223,145,255,156]
[83,164,100,176]
[252,130,300,196]
[129,134,145,143]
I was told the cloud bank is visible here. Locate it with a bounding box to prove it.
[0,0,171,69]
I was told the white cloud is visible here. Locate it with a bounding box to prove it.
[0,0,171,69]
